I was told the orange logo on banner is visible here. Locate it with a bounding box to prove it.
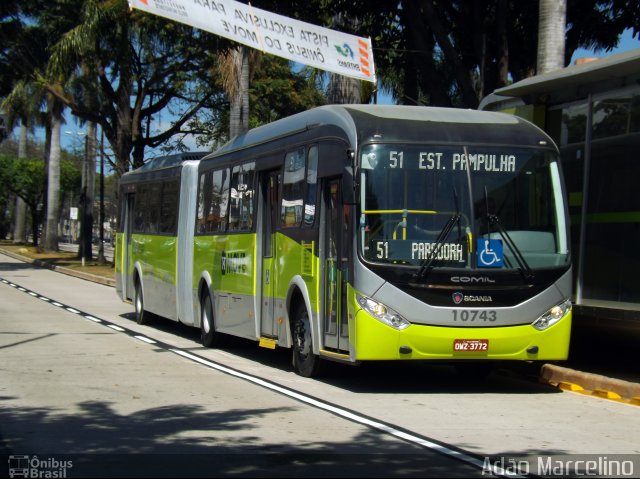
[358,39,371,77]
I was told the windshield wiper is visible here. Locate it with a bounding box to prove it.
[485,215,535,282]
[482,187,535,283]
[413,188,461,282]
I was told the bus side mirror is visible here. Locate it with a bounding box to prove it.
[342,166,356,204]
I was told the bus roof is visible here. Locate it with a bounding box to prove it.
[136,151,209,171]
[203,105,555,161]
[120,151,209,184]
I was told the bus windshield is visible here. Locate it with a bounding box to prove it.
[359,144,569,272]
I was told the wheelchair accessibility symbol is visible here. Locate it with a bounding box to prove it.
[477,239,504,268]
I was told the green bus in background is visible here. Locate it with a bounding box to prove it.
[116,105,573,378]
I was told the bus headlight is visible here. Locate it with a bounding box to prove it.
[356,294,410,330]
[532,299,571,331]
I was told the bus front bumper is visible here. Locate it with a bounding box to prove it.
[353,309,571,361]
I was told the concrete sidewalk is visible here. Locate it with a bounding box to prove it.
[0,247,115,287]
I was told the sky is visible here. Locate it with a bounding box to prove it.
[570,28,640,64]
[58,29,640,154]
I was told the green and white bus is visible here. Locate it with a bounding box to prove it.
[116,152,207,326]
[116,105,572,377]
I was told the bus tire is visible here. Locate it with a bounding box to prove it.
[134,280,151,325]
[201,292,220,348]
[292,302,321,378]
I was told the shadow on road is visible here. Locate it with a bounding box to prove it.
[117,311,560,397]
[0,399,495,477]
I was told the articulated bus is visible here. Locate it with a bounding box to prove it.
[116,105,572,377]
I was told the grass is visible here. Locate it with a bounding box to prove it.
[0,240,115,281]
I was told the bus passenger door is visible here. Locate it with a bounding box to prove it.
[122,192,135,300]
[260,171,279,337]
[322,179,350,352]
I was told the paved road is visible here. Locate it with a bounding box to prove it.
[1,252,639,478]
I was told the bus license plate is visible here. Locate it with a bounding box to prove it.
[453,339,488,352]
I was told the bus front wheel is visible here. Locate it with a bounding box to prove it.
[201,292,221,348]
[134,280,151,325]
[292,302,321,378]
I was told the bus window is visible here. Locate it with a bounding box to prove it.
[229,162,256,232]
[197,170,213,233]
[197,168,229,233]
[281,148,305,227]
[133,184,148,233]
[304,145,318,227]
[148,182,161,233]
[159,180,179,234]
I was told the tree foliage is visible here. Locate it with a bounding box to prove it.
[2,0,639,170]
[249,57,326,126]
[191,55,326,147]
[38,0,230,174]
[307,0,640,107]
[0,153,80,245]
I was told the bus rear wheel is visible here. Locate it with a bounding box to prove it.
[292,302,321,378]
[134,280,151,325]
[201,292,221,348]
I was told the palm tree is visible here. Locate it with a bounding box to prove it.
[326,13,365,105]
[537,0,567,74]
[79,119,96,260]
[14,124,28,243]
[221,46,258,138]
[327,74,365,104]
[45,0,223,174]
[42,91,65,251]
[1,80,46,244]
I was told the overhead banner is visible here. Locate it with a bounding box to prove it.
[128,0,376,83]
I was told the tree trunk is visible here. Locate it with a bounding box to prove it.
[229,85,241,139]
[30,203,40,249]
[240,47,249,134]
[327,14,362,105]
[537,0,566,74]
[13,123,28,243]
[40,122,51,248]
[229,46,249,139]
[115,45,135,173]
[496,0,509,87]
[116,95,134,171]
[97,129,107,264]
[44,107,62,251]
[327,74,362,104]
[79,122,96,261]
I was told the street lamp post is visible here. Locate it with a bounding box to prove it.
[64,130,85,247]
[65,129,93,265]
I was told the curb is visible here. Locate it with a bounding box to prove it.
[0,248,115,288]
[540,363,640,406]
